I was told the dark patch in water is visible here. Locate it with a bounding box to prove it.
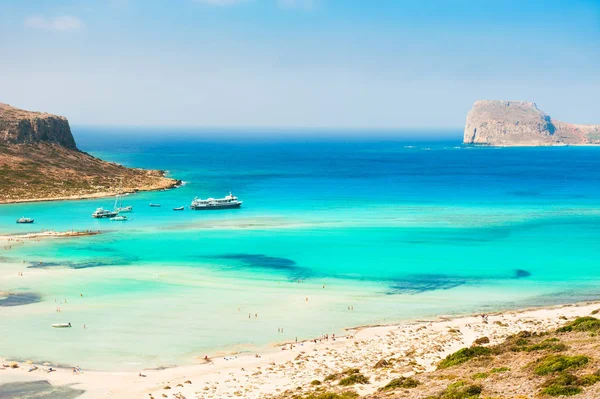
[0,380,85,399]
[514,269,532,278]
[217,254,298,270]
[0,292,42,307]
[207,253,310,279]
[26,256,137,270]
[387,274,468,295]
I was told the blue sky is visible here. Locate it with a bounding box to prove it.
[0,0,598,129]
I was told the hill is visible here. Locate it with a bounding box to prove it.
[0,102,179,203]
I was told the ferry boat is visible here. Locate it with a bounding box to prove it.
[16,217,34,224]
[92,208,118,218]
[190,192,242,210]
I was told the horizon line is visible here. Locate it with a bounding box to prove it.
[71,124,464,133]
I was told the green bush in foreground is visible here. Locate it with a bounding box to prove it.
[541,385,582,397]
[538,371,600,396]
[379,376,420,391]
[303,392,359,399]
[490,367,510,373]
[520,338,567,353]
[338,373,369,386]
[437,381,482,399]
[324,368,360,382]
[438,347,492,369]
[541,373,582,397]
[534,355,589,376]
[556,317,600,333]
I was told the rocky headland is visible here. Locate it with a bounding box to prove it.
[464,100,600,146]
[0,102,180,203]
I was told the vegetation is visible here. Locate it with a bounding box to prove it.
[518,338,567,353]
[302,392,359,399]
[539,371,600,396]
[379,376,420,391]
[473,337,490,345]
[438,347,492,369]
[471,372,488,379]
[429,381,482,399]
[556,317,600,333]
[490,367,510,374]
[324,369,360,382]
[533,355,589,376]
[338,373,369,386]
[310,380,322,386]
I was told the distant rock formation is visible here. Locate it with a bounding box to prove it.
[464,100,600,146]
[0,102,180,203]
[0,102,77,149]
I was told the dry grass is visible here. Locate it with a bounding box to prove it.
[0,143,178,203]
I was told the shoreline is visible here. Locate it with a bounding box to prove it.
[2,300,599,399]
[0,175,183,205]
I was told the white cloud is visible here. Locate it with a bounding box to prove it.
[194,0,245,6]
[277,0,316,10]
[24,15,84,32]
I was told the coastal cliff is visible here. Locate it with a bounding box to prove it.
[464,100,600,146]
[0,102,179,203]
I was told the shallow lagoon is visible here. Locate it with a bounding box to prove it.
[2,132,600,370]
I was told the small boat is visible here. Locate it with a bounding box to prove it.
[92,208,118,218]
[16,217,34,224]
[173,206,185,211]
[52,323,72,328]
[149,203,161,207]
[110,215,128,221]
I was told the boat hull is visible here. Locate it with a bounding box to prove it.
[191,203,242,210]
[92,213,118,219]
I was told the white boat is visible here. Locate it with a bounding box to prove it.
[16,217,34,224]
[92,208,118,218]
[52,323,72,328]
[149,203,161,207]
[110,215,128,221]
[114,195,132,213]
[191,192,242,210]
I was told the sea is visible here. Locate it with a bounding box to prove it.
[1,128,600,370]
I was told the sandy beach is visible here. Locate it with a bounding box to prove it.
[2,299,599,399]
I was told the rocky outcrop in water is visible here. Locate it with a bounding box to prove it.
[464,100,600,146]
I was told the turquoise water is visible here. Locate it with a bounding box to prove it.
[1,130,600,370]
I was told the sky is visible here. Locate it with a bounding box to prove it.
[0,0,598,130]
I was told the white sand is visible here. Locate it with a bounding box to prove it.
[2,300,598,399]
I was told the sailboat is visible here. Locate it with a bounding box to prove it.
[114,194,133,213]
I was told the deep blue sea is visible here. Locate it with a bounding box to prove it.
[1,128,600,369]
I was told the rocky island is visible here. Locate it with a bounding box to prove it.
[464,100,600,146]
[0,102,179,203]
